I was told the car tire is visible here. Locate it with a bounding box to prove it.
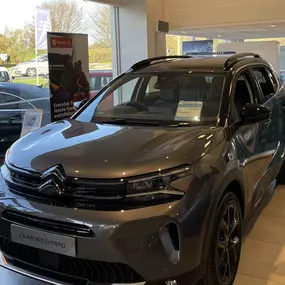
[26,68,36,77]
[200,192,242,285]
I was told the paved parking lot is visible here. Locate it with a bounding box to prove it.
[2,186,285,285]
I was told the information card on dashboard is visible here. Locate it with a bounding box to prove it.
[175,101,203,121]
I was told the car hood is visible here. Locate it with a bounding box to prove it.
[7,120,224,179]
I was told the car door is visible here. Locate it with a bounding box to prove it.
[231,68,276,207]
[250,65,284,187]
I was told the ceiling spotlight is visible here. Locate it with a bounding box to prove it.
[181,31,187,34]
[217,35,221,38]
[270,24,276,28]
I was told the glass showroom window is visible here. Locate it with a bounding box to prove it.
[0,0,114,160]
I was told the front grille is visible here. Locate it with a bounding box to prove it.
[3,164,129,211]
[2,210,94,238]
[0,237,144,284]
[3,164,177,210]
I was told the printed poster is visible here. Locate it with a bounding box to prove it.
[47,32,90,122]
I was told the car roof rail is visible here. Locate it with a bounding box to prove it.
[130,55,193,70]
[224,52,261,70]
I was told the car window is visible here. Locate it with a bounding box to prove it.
[266,68,278,92]
[88,76,96,91]
[75,72,225,125]
[101,76,112,88]
[0,93,20,110]
[42,55,48,62]
[232,73,254,120]
[0,71,10,82]
[252,67,275,101]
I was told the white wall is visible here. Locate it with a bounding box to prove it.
[217,41,280,72]
[110,0,167,104]
[111,0,166,75]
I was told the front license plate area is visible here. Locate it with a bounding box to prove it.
[10,224,76,257]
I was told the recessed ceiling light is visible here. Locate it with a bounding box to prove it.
[181,31,187,34]
[270,24,276,28]
[217,35,221,38]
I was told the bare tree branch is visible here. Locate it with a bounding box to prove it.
[88,5,111,48]
[41,0,86,33]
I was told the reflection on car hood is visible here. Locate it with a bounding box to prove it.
[0,83,49,98]
[7,120,224,179]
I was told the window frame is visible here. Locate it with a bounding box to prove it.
[229,68,261,124]
[250,65,276,103]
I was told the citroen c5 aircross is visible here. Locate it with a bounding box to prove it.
[1,53,285,285]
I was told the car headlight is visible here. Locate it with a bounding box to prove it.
[125,165,192,203]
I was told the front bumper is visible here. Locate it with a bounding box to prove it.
[0,175,207,285]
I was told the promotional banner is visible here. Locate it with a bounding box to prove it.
[47,32,90,122]
[182,40,213,56]
[35,7,51,50]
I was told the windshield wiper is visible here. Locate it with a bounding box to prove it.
[97,118,161,126]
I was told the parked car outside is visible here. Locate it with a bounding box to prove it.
[1,53,285,285]
[0,67,13,82]
[0,82,50,159]
[89,69,113,96]
[13,54,49,77]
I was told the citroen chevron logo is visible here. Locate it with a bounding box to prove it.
[38,165,67,196]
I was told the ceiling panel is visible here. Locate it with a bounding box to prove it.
[171,22,285,40]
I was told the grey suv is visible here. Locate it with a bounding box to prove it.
[1,54,285,285]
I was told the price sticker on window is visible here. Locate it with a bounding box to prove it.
[20,109,43,137]
[175,101,203,121]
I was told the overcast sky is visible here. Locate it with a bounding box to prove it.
[0,0,100,34]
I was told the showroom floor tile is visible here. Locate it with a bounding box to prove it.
[235,185,285,285]
[2,186,285,284]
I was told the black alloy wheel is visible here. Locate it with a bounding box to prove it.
[202,192,242,285]
[216,203,241,283]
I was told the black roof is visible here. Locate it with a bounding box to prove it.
[130,53,270,74]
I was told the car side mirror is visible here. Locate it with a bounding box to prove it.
[240,103,271,125]
[12,76,15,80]
[74,99,87,111]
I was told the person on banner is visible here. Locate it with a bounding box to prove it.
[71,60,90,102]
[50,54,75,103]
[59,54,74,92]
[51,55,90,104]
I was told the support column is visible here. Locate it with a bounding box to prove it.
[111,0,166,76]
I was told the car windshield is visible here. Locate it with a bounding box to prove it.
[75,71,225,126]
[0,71,9,82]
[30,55,45,62]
